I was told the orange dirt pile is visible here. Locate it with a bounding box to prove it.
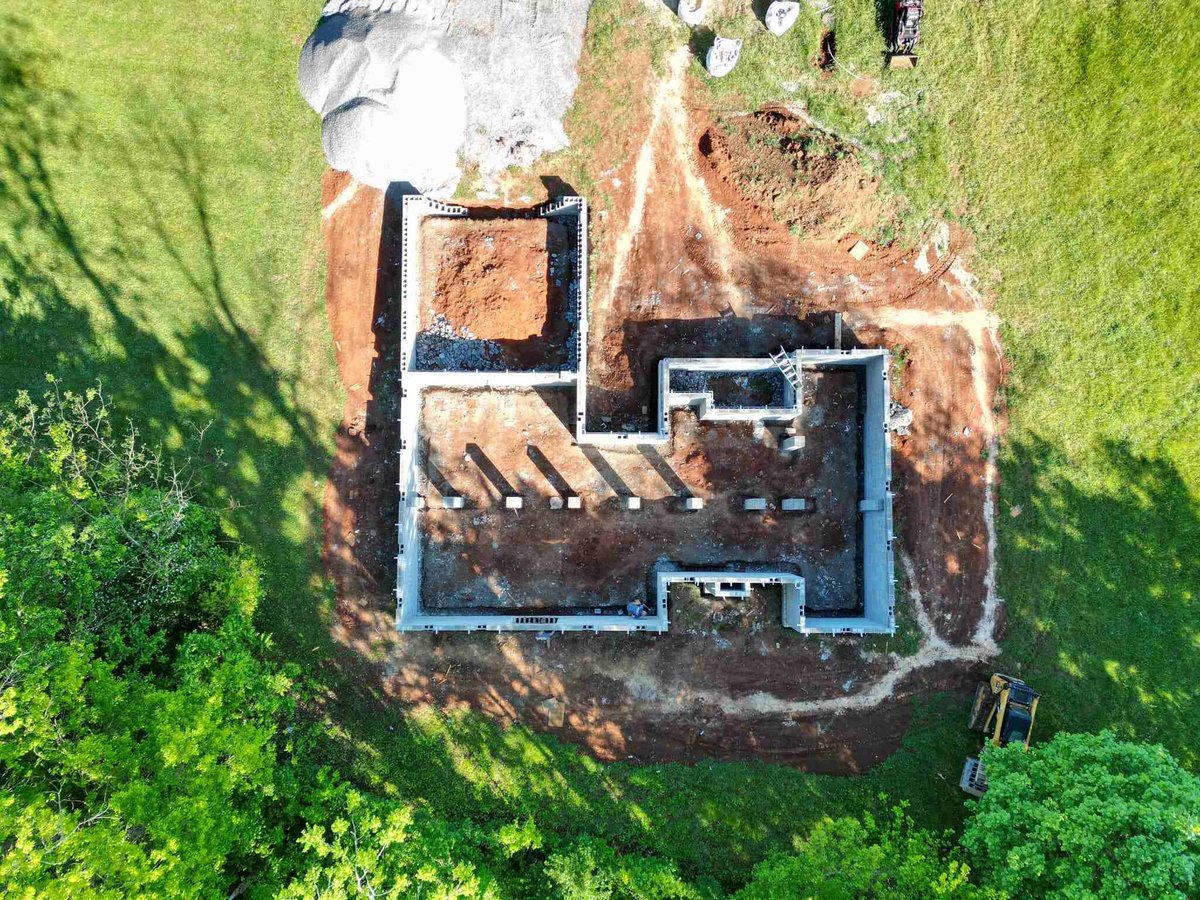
[421,218,568,341]
[700,111,891,241]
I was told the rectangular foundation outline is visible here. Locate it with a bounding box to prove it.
[395,195,895,635]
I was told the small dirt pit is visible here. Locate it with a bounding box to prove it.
[416,370,863,615]
[698,112,887,241]
[416,217,576,371]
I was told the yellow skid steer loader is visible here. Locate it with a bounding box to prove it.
[960,673,1040,796]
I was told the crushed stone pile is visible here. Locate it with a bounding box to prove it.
[300,0,593,193]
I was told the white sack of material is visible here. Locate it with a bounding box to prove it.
[765,0,801,36]
[299,14,467,192]
[678,0,706,26]
[706,37,742,77]
[299,0,591,194]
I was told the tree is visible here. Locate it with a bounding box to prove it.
[962,730,1200,899]
[0,384,291,897]
[0,382,256,668]
[543,837,702,900]
[733,807,997,900]
[278,783,501,900]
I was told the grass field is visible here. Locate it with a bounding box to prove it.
[1,0,1196,888]
[0,6,340,656]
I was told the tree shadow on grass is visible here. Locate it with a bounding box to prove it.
[0,16,492,834]
[998,433,1200,767]
[0,17,339,686]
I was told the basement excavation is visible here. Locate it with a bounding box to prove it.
[394,196,897,637]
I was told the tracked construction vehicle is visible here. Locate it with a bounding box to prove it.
[888,0,924,69]
[960,673,1040,796]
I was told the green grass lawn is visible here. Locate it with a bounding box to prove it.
[0,5,340,657]
[1,0,1196,888]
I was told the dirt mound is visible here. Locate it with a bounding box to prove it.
[700,111,888,241]
[421,218,568,342]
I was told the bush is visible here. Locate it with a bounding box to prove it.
[733,807,996,899]
[0,382,255,667]
[962,731,1200,899]
[0,382,290,896]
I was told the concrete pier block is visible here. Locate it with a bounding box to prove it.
[442,496,465,509]
[782,498,808,511]
[505,496,524,509]
[744,497,768,511]
[781,435,806,452]
[684,497,704,511]
[566,496,582,509]
[626,496,642,510]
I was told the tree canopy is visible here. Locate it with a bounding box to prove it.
[733,807,998,900]
[962,730,1200,899]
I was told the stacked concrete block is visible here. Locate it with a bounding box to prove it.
[567,496,582,509]
[626,497,642,510]
[505,496,524,509]
[781,435,805,452]
[549,496,564,510]
[684,497,704,511]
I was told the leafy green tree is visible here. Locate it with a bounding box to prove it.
[543,837,702,900]
[963,730,1200,899]
[733,807,997,900]
[278,783,500,899]
[0,384,291,896]
[0,382,256,668]
[0,384,587,897]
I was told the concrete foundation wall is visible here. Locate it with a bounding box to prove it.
[394,197,895,636]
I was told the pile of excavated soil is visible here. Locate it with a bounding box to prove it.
[700,111,890,241]
[421,218,569,342]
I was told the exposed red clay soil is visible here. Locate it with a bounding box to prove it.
[417,216,575,370]
[699,112,890,241]
[421,218,568,342]
[318,57,1004,772]
[418,376,860,613]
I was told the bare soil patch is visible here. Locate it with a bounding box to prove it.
[699,111,891,242]
[418,374,860,613]
[417,217,574,370]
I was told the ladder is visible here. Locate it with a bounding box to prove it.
[770,347,802,393]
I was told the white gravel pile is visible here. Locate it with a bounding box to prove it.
[300,0,593,193]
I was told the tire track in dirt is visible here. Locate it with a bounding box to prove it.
[661,50,743,314]
[598,47,683,341]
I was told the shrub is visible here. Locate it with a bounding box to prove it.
[963,731,1200,899]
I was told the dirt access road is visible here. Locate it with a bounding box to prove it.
[319,46,1006,771]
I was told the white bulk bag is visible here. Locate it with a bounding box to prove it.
[765,0,800,36]
[705,36,742,77]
